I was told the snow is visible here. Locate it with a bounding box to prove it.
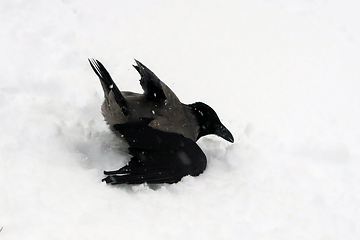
[1,0,360,239]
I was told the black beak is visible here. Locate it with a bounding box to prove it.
[215,124,234,143]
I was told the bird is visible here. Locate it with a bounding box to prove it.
[88,59,234,185]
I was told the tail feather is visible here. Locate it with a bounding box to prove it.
[88,59,128,115]
[102,172,183,185]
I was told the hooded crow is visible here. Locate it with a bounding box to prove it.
[88,59,234,184]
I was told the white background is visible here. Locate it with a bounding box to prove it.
[1,0,359,239]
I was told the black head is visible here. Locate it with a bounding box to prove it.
[189,102,234,143]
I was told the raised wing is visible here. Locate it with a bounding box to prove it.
[102,120,207,184]
[89,59,128,115]
[133,60,167,101]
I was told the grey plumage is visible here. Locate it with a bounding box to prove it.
[90,59,200,141]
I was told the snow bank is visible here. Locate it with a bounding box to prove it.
[1,0,360,239]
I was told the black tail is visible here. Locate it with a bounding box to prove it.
[88,59,128,115]
[102,172,184,184]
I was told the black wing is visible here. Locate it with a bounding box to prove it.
[89,59,128,115]
[102,121,207,184]
[133,60,167,101]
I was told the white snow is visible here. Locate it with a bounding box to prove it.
[1,0,360,239]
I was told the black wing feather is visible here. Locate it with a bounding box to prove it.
[88,59,128,115]
[102,121,207,185]
[133,59,167,101]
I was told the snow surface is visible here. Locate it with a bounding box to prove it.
[1,0,360,239]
